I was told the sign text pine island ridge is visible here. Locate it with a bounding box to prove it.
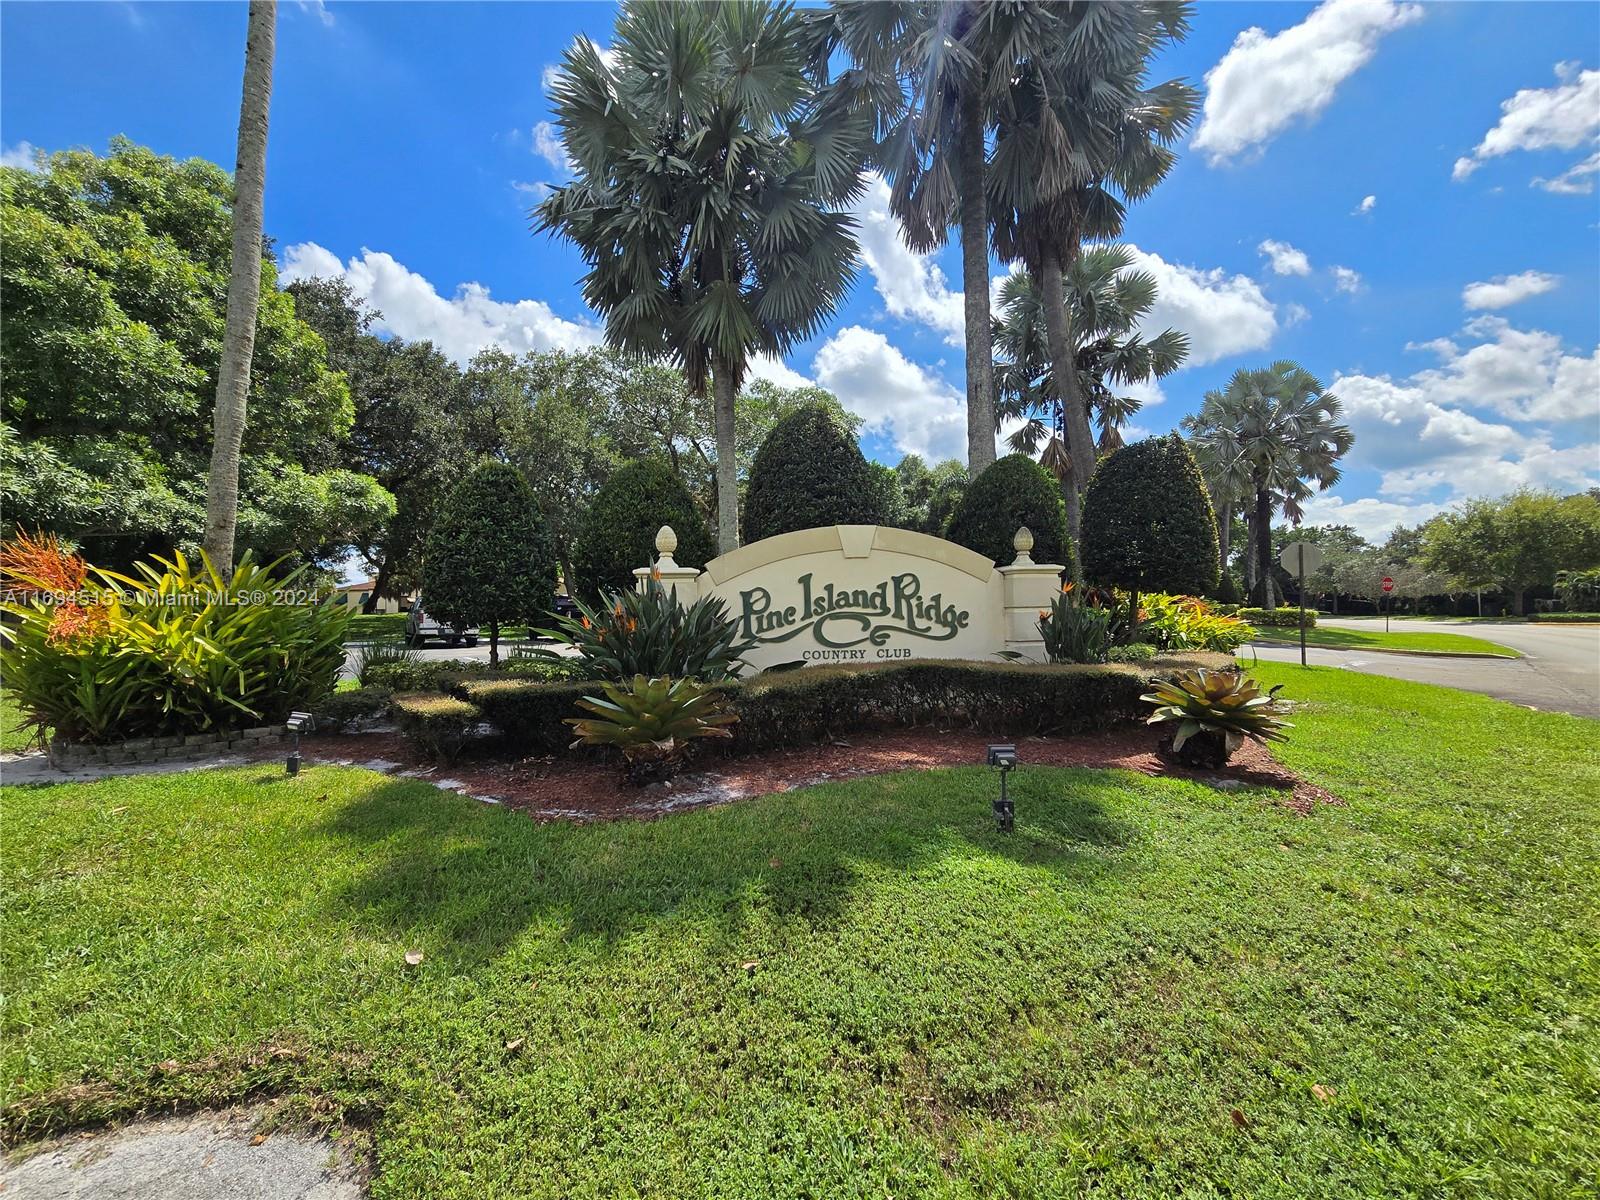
[738,571,971,659]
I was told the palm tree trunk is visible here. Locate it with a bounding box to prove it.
[957,87,996,475]
[1253,486,1275,610]
[202,0,276,577]
[711,355,740,553]
[1038,246,1096,545]
[1215,499,1232,590]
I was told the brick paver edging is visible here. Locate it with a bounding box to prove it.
[48,726,287,770]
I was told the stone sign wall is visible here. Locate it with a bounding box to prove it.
[636,523,1065,672]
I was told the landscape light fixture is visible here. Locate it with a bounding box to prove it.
[285,711,312,776]
[986,743,1017,833]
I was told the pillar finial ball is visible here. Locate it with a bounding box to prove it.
[655,525,678,557]
[1013,526,1034,555]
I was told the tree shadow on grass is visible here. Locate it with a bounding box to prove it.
[311,764,1143,969]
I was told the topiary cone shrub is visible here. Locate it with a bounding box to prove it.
[744,404,886,541]
[572,460,715,600]
[1080,435,1219,640]
[945,454,1074,571]
[421,461,557,665]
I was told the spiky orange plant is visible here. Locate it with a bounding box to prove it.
[0,531,110,644]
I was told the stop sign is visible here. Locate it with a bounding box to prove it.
[1381,576,1395,593]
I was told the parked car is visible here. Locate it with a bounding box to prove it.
[405,599,478,648]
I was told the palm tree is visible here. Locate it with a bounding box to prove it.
[988,2,1197,539]
[537,1,867,552]
[994,245,1190,465]
[815,1,1046,474]
[202,0,276,574]
[1182,388,1252,599]
[1183,362,1354,609]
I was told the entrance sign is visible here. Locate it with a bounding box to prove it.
[637,524,1066,672]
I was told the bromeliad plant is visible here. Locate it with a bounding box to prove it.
[1,535,351,744]
[1142,667,1291,769]
[566,675,738,784]
[536,581,755,682]
[1038,586,1111,664]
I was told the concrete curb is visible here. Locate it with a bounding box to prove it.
[1246,640,1520,661]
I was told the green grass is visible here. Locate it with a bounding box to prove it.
[3,666,1596,1196]
[1250,626,1521,656]
[344,612,407,639]
[0,688,39,754]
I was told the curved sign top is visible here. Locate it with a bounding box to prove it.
[637,523,1066,672]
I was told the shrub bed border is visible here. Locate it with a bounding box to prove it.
[48,726,287,770]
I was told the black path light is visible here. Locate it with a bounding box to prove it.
[285,711,312,776]
[986,743,1017,832]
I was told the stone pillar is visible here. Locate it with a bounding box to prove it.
[633,525,702,599]
[996,526,1065,662]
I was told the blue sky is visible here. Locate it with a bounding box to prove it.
[4,0,1597,542]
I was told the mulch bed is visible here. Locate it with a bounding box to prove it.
[290,722,1339,822]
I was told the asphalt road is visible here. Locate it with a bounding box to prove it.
[1245,618,1600,718]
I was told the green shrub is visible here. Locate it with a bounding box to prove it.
[392,694,484,764]
[567,675,737,783]
[867,462,913,530]
[1235,606,1317,629]
[1107,642,1158,663]
[1081,434,1219,599]
[461,679,596,754]
[1138,594,1255,652]
[1529,611,1600,623]
[360,655,581,694]
[1038,594,1110,664]
[571,460,715,601]
[535,583,754,681]
[744,404,885,541]
[421,462,557,662]
[312,686,394,731]
[1143,667,1291,768]
[945,454,1073,571]
[0,540,349,744]
[351,637,423,686]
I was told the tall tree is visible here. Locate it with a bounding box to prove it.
[1184,362,1353,610]
[817,1,1035,474]
[1422,490,1600,615]
[203,0,277,573]
[994,245,1190,464]
[2,140,389,570]
[989,2,1197,539]
[537,0,867,553]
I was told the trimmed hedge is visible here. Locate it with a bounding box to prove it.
[572,460,715,600]
[1529,612,1600,623]
[447,656,1232,759]
[460,678,597,755]
[945,454,1073,572]
[392,694,484,763]
[1107,642,1158,664]
[1081,435,1219,597]
[744,404,885,541]
[1236,607,1317,629]
[361,656,580,694]
[312,686,394,731]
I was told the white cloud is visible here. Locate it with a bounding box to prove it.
[0,141,40,171]
[850,174,965,345]
[1258,239,1312,276]
[531,122,575,177]
[1123,245,1279,365]
[296,0,334,27]
[1532,148,1600,195]
[1296,494,1447,542]
[1461,270,1560,310]
[1353,194,1377,215]
[811,326,968,462]
[1453,62,1600,182]
[280,242,602,363]
[1332,265,1363,294]
[1284,302,1312,328]
[1325,318,1600,514]
[746,354,812,390]
[1193,0,1424,165]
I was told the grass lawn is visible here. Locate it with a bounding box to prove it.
[0,688,37,755]
[3,666,1596,1196]
[1250,626,1521,656]
[343,612,407,640]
